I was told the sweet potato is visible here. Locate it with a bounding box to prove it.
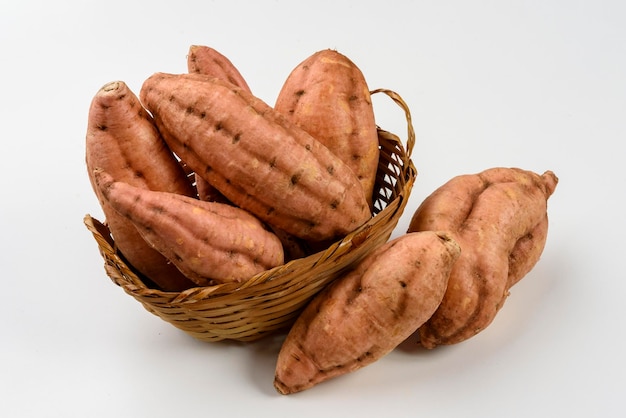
[93,169,284,286]
[275,49,380,208]
[274,231,461,394]
[188,48,313,260]
[187,44,251,92]
[139,72,371,242]
[187,44,252,202]
[408,167,558,348]
[85,80,196,291]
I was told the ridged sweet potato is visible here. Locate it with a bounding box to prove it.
[186,47,314,261]
[274,231,461,394]
[85,80,196,291]
[187,44,251,92]
[408,167,558,348]
[187,44,251,203]
[93,169,284,286]
[275,49,380,208]
[139,72,371,242]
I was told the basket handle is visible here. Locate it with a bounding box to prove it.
[370,88,416,159]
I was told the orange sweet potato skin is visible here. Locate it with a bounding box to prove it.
[274,231,461,395]
[275,49,380,207]
[85,81,196,291]
[139,72,371,242]
[187,45,251,92]
[94,169,284,286]
[408,167,558,348]
[187,45,252,203]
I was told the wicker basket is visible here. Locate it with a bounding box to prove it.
[84,89,417,343]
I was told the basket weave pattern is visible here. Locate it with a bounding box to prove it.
[84,89,417,342]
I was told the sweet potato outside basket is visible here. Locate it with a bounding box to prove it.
[84,89,417,343]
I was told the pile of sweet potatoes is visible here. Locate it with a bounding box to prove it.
[85,46,558,395]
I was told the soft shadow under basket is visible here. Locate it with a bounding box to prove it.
[84,89,417,343]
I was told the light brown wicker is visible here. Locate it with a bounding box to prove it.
[84,88,417,343]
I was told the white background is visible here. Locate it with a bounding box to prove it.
[2,1,624,417]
